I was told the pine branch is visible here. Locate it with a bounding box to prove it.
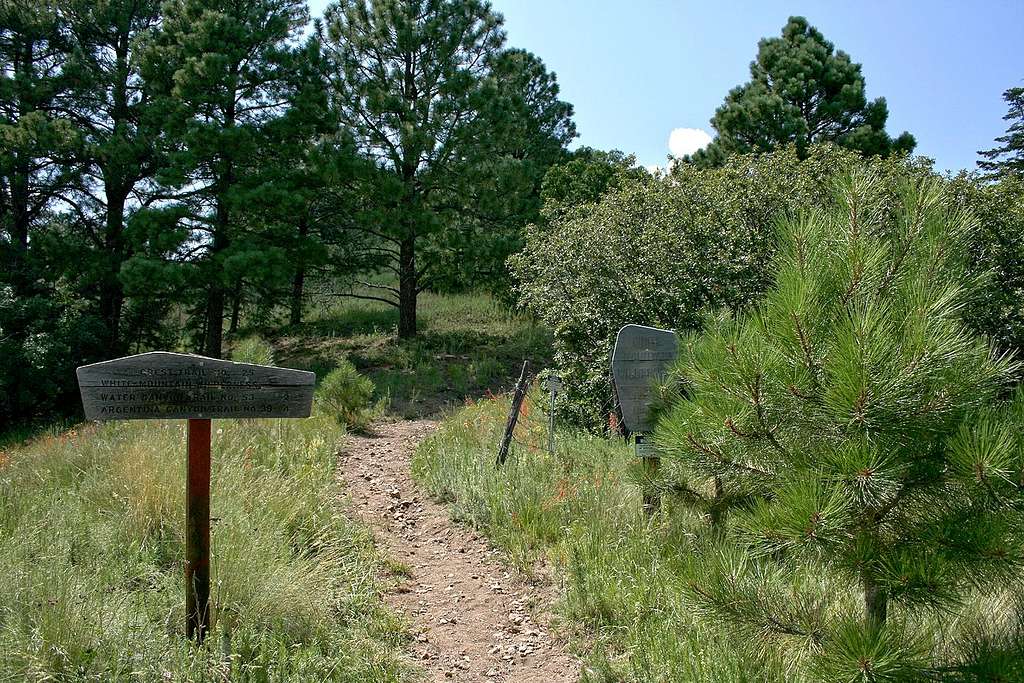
[685,433,773,477]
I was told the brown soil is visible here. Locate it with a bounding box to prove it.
[337,419,579,682]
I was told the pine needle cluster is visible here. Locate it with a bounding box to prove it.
[656,170,1024,678]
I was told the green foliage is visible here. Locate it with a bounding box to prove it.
[428,47,577,298]
[0,278,107,426]
[0,417,409,680]
[654,170,1024,677]
[232,335,276,366]
[539,147,650,222]
[317,359,376,431]
[512,145,871,427]
[978,86,1024,178]
[61,0,163,354]
[0,2,89,424]
[689,16,915,166]
[949,172,1024,359]
[138,0,312,357]
[320,0,575,335]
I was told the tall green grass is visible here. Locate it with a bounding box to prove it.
[414,394,1024,682]
[0,417,409,681]
[412,393,768,682]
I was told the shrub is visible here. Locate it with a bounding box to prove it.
[231,335,275,366]
[0,287,107,430]
[317,359,376,431]
[511,145,884,427]
[510,143,1012,429]
[654,170,1024,677]
[949,172,1024,361]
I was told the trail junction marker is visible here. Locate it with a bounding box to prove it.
[610,324,678,512]
[76,351,315,642]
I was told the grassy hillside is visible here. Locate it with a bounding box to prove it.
[270,291,552,418]
[0,416,409,681]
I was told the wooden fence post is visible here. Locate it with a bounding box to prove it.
[496,361,529,467]
[636,433,660,515]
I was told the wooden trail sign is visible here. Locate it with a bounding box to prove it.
[610,325,678,515]
[610,324,678,434]
[77,351,315,421]
[76,352,315,643]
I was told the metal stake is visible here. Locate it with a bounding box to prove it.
[636,433,660,515]
[186,418,211,642]
[547,376,559,454]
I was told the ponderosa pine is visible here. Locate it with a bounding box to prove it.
[63,0,162,353]
[140,0,309,357]
[689,17,915,167]
[655,170,1024,677]
[978,86,1024,179]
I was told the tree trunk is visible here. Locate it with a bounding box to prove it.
[204,212,228,358]
[97,36,132,354]
[204,284,225,358]
[9,155,31,300]
[863,573,887,627]
[99,189,127,353]
[290,267,305,326]
[289,215,308,326]
[228,279,241,334]
[398,234,417,339]
[206,71,236,359]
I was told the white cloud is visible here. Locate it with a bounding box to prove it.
[668,127,713,158]
[644,164,663,176]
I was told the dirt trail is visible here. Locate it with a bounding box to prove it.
[338,419,578,683]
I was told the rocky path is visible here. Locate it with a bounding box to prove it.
[337,419,578,683]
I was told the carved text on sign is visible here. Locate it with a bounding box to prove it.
[77,352,315,420]
[610,324,678,433]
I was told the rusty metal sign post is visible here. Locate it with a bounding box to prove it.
[610,325,678,515]
[76,352,315,643]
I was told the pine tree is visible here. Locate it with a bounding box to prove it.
[0,0,80,299]
[140,0,309,357]
[655,170,1024,677]
[0,1,89,421]
[978,86,1024,179]
[689,17,915,167]
[62,0,162,352]
[430,47,576,293]
[320,0,506,338]
[220,32,351,329]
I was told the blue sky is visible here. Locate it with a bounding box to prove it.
[308,1,1024,173]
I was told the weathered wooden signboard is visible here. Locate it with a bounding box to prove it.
[76,352,315,643]
[77,352,314,420]
[610,325,678,515]
[610,324,678,434]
